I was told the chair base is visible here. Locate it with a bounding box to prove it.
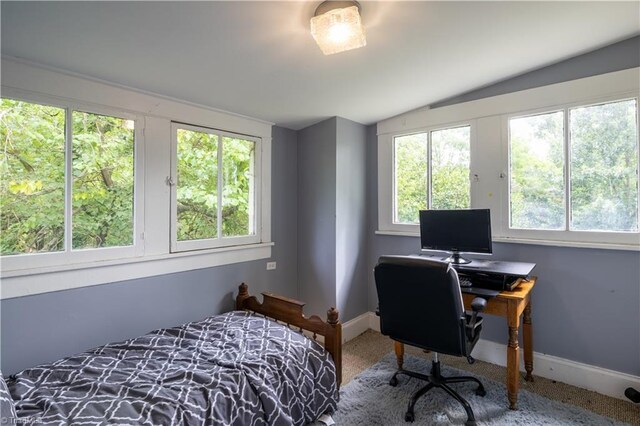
[389,359,486,425]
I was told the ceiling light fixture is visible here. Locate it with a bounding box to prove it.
[310,1,366,55]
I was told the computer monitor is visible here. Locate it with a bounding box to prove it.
[419,209,492,264]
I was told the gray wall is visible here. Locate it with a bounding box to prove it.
[297,117,369,322]
[335,117,368,322]
[297,119,338,318]
[432,36,640,108]
[0,125,299,375]
[367,36,640,375]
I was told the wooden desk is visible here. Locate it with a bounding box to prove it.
[394,277,536,410]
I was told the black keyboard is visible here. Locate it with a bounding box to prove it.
[461,286,500,298]
[459,272,522,292]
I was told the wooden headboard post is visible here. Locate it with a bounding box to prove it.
[325,307,342,387]
[235,283,343,387]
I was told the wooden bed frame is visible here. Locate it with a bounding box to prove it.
[236,283,342,387]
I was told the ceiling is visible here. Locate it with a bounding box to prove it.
[2,1,639,130]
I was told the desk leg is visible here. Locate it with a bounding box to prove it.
[507,305,520,410]
[394,341,404,370]
[523,302,534,382]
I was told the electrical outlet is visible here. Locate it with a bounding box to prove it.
[266,261,277,270]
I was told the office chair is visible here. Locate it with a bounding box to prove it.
[374,255,487,426]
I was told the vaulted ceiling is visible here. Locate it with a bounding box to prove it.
[2,1,639,130]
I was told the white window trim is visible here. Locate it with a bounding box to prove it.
[379,120,475,234]
[377,67,640,251]
[0,58,273,299]
[0,242,274,299]
[170,123,261,253]
[501,94,640,247]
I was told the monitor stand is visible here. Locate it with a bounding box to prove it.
[443,252,471,265]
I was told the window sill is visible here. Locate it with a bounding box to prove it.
[374,230,640,252]
[0,242,273,300]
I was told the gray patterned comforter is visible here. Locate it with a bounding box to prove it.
[7,311,338,425]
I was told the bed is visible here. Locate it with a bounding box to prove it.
[1,283,342,425]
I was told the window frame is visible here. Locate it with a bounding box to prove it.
[380,121,475,234]
[1,91,145,272]
[170,122,262,253]
[500,94,640,246]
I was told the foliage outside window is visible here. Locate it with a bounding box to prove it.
[509,98,638,233]
[569,100,638,232]
[72,111,135,249]
[173,124,257,252]
[1,98,135,256]
[394,126,471,224]
[509,111,565,230]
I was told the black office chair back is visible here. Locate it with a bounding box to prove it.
[375,255,466,356]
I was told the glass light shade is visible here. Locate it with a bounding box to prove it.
[310,5,366,55]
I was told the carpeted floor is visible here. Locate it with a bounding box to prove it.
[342,330,640,425]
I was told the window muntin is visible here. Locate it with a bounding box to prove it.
[508,98,639,237]
[0,98,136,257]
[171,123,259,252]
[509,111,565,230]
[569,99,638,232]
[393,126,471,224]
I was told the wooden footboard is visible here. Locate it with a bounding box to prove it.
[236,283,342,387]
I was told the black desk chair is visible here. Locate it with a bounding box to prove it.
[375,255,488,426]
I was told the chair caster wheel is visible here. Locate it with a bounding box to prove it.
[389,376,398,387]
[404,411,414,422]
[476,387,487,397]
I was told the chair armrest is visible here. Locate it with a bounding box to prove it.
[471,297,487,312]
[465,297,487,341]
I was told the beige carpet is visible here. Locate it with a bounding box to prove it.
[342,330,640,426]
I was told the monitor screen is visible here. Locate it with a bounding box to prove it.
[419,209,493,257]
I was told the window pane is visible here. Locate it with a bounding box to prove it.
[176,129,218,241]
[72,111,134,249]
[0,99,65,255]
[222,137,255,237]
[394,133,428,224]
[431,126,471,210]
[570,99,639,232]
[509,112,565,230]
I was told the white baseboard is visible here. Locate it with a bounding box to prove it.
[342,312,373,343]
[359,312,639,402]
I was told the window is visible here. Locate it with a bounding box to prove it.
[1,60,273,298]
[72,110,136,249]
[507,98,639,242]
[569,99,638,232]
[171,123,260,252]
[393,125,471,224]
[1,98,138,261]
[509,111,565,230]
[1,99,65,255]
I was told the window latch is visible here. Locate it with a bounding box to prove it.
[166,176,175,186]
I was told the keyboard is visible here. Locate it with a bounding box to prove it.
[458,275,501,297]
[459,277,473,287]
[461,286,500,298]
